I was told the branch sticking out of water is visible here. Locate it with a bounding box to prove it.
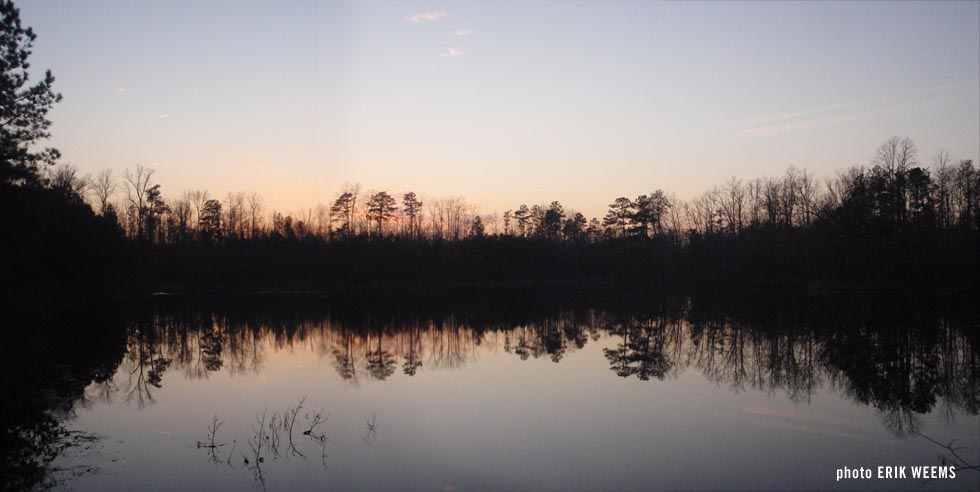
[303,409,330,440]
[283,396,306,458]
[246,409,269,489]
[196,413,224,449]
[916,432,980,483]
[363,412,377,446]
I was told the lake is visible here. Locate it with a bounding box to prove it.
[3,289,978,491]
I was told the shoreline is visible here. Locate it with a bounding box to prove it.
[4,278,978,315]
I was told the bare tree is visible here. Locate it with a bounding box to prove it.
[89,169,117,215]
[49,163,89,200]
[485,212,499,235]
[763,176,781,226]
[782,168,801,227]
[745,178,763,227]
[872,136,918,223]
[246,192,264,238]
[933,150,954,229]
[123,164,156,239]
[798,168,817,227]
[951,160,978,228]
[664,193,684,244]
[688,189,719,234]
[314,203,329,238]
[188,190,210,231]
[446,197,467,240]
[873,135,917,174]
[172,197,192,242]
[721,176,745,234]
[428,198,446,239]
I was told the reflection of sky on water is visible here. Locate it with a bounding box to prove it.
[50,299,978,492]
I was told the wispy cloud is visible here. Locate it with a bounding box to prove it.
[115,86,127,94]
[439,48,463,58]
[453,28,475,37]
[738,102,860,127]
[736,79,977,138]
[156,114,170,119]
[737,113,871,138]
[405,11,445,23]
[920,79,977,95]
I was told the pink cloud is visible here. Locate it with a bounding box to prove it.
[405,11,446,23]
[453,29,475,37]
[439,48,463,58]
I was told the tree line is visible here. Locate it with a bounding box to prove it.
[50,135,980,249]
[34,134,974,289]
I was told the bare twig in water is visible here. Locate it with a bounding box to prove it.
[363,411,378,446]
[196,413,224,448]
[303,407,331,469]
[195,398,336,480]
[283,396,307,458]
[916,432,980,484]
[282,395,306,458]
[266,412,282,459]
[225,440,237,470]
[246,409,269,490]
[303,409,331,440]
[196,413,226,464]
[248,408,268,466]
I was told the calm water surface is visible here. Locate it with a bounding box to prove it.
[4,290,979,491]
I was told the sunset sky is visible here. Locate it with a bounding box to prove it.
[20,1,980,218]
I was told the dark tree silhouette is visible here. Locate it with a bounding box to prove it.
[366,191,397,236]
[469,215,485,238]
[541,201,564,239]
[330,190,356,238]
[0,1,123,304]
[0,0,62,187]
[562,212,587,240]
[402,191,423,239]
[603,197,632,237]
[513,204,530,237]
[199,199,222,240]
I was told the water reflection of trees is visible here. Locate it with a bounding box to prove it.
[1,293,978,489]
[0,308,128,491]
[100,294,980,438]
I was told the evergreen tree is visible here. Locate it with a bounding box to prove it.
[367,191,397,236]
[0,0,62,186]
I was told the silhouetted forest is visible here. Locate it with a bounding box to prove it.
[7,141,978,300]
[1,0,978,304]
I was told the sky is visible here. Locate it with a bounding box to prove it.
[18,0,980,219]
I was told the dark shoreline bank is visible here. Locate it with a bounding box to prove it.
[5,277,978,317]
